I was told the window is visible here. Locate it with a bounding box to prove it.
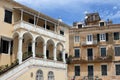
[87,48,93,60]
[36,70,43,80]
[78,24,82,28]
[100,33,106,41]
[97,33,108,42]
[100,22,104,26]
[0,38,12,54]
[29,18,34,24]
[74,48,80,58]
[60,30,64,35]
[48,71,54,80]
[114,32,119,40]
[74,36,80,42]
[101,65,107,76]
[4,10,12,24]
[116,64,120,75]
[100,47,106,57]
[75,66,80,76]
[47,25,50,30]
[87,34,93,42]
[115,46,120,56]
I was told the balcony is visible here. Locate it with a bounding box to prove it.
[14,21,65,41]
[81,40,97,46]
[82,76,102,80]
[67,55,113,64]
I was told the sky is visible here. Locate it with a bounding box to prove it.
[14,0,120,26]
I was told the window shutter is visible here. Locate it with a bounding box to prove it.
[0,37,1,53]
[0,38,3,53]
[97,34,100,42]
[106,33,108,41]
[10,40,13,55]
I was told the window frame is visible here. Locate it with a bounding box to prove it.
[114,32,120,40]
[74,65,80,76]
[48,71,54,80]
[36,70,44,80]
[115,64,120,75]
[4,9,12,24]
[0,37,12,54]
[86,34,93,43]
[99,22,105,26]
[60,30,64,35]
[74,36,80,43]
[74,48,80,58]
[87,48,94,60]
[101,64,107,76]
[100,47,107,57]
[114,46,120,56]
[99,33,106,42]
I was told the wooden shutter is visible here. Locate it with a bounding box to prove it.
[0,37,1,53]
[106,33,108,41]
[97,34,100,42]
[10,40,13,55]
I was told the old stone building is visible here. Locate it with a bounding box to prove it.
[0,0,70,80]
[68,13,120,80]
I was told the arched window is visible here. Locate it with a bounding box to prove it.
[48,71,54,80]
[36,70,43,80]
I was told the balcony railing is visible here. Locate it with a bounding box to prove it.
[67,55,113,64]
[82,76,102,80]
[14,21,65,41]
[81,40,97,46]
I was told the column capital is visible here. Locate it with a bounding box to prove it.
[43,43,47,46]
[19,36,23,40]
[32,40,36,43]
[54,46,56,49]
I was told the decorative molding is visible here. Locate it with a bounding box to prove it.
[14,21,65,42]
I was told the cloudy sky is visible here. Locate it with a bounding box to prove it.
[15,0,120,26]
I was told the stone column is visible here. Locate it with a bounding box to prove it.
[43,43,47,59]
[8,41,11,54]
[62,49,66,63]
[21,9,23,21]
[53,46,57,61]
[17,36,23,64]
[32,40,35,58]
[34,15,36,27]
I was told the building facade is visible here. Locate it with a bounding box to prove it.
[0,0,70,80]
[68,13,120,80]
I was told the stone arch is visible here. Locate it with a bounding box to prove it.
[35,36,45,58]
[12,31,20,38]
[22,31,34,40]
[56,42,64,61]
[12,31,20,62]
[46,39,55,60]
[22,32,33,60]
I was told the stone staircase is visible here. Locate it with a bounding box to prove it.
[0,57,67,80]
